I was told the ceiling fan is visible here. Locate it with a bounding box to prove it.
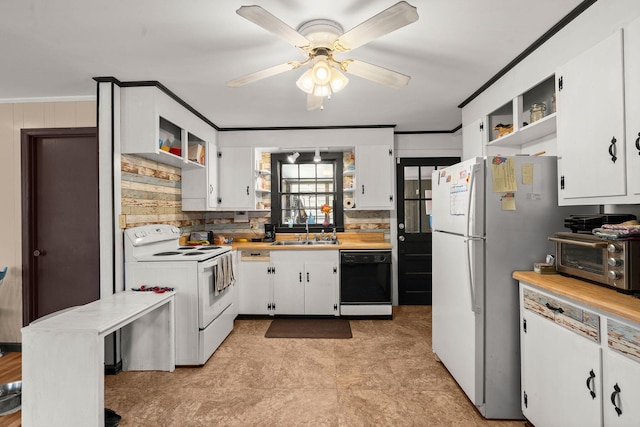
[226,1,419,110]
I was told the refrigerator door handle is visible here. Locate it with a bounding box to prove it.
[466,163,480,238]
[464,236,483,313]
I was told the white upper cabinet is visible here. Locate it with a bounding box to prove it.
[182,139,219,211]
[556,29,626,203]
[462,118,486,159]
[217,146,256,210]
[354,144,394,210]
[625,16,640,199]
[121,86,214,170]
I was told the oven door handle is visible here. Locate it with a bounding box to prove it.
[548,236,609,248]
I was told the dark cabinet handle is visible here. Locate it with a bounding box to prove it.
[306,272,310,282]
[610,383,622,416]
[361,184,365,195]
[246,185,250,195]
[545,302,564,314]
[636,132,640,155]
[609,136,617,163]
[586,370,596,399]
[299,272,302,283]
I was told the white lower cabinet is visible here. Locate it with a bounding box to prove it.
[237,253,272,315]
[519,282,640,427]
[520,294,601,427]
[238,250,339,316]
[602,319,640,426]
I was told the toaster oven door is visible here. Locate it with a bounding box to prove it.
[550,236,609,283]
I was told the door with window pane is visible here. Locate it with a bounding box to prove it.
[397,157,459,304]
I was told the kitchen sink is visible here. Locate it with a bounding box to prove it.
[271,240,339,246]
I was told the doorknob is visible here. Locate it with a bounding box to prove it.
[399,223,405,230]
[33,249,45,257]
[399,236,405,242]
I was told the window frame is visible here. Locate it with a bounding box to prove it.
[271,152,344,233]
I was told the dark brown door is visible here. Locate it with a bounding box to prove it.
[21,128,100,324]
[397,157,459,305]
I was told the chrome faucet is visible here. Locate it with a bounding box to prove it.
[305,218,310,241]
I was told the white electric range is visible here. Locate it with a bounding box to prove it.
[124,224,236,365]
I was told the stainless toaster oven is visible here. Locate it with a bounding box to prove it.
[549,232,640,292]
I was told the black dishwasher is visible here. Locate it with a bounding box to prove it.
[340,250,392,318]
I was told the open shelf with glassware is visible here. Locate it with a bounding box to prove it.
[486,75,557,147]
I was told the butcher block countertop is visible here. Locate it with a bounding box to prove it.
[513,271,640,325]
[227,231,393,251]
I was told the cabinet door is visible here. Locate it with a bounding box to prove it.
[625,16,640,198]
[603,350,640,426]
[462,118,485,159]
[556,30,626,201]
[355,144,394,209]
[218,146,255,210]
[207,140,219,209]
[238,261,271,315]
[182,140,217,211]
[603,318,640,426]
[304,260,338,315]
[272,262,305,315]
[521,309,602,426]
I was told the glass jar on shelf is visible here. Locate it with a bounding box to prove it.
[529,103,547,123]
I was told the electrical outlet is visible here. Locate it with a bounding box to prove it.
[250,221,258,230]
[119,214,127,229]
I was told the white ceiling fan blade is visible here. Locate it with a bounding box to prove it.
[334,1,418,52]
[236,5,310,49]
[306,94,323,111]
[342,59,410,89]
[226,62,298,87]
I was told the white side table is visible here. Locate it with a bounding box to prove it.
[21,291,175,427]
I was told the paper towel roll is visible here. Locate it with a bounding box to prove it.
[344,198,354,209]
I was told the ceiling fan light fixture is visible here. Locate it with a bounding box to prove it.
[313,83,332,97]
[329,67,349,93]
[296,69,315,94]
[311,60,332,85]
[313,147,322,162]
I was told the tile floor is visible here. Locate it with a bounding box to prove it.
[105,306,528,426]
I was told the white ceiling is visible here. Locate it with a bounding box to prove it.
[0,0,586,132]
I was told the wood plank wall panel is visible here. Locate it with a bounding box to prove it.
[121,154,205,229]
[122,153,390,240]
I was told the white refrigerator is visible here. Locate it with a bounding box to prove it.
[431,156,582,419]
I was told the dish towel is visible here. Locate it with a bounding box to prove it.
[592,220,640,240]
[215,253,235,295]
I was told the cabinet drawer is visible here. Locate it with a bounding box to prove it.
[240,250,270,262]
[608,318,640,363]
[523,288,600,342]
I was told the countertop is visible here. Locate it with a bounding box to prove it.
[229,241,393,251]
[225,231,392,251]
[513,271,640,325]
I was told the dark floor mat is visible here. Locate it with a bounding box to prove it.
[265,318,352,339]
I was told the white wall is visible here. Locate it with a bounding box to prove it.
[0,100,96,343]
[218,126,394,150]
[461,0,640,160]
[395,132,462,159]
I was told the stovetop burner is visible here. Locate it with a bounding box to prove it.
[183,252,203,256]
[154,251,182,256]
[197,246,222,251]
